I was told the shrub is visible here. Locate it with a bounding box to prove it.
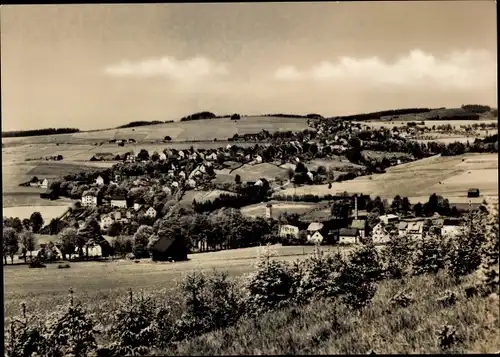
[28,257,46,268]
[57,264,71,269]
[243,246,298,313]
[447,210,487,281]
[107,290,157,356]
[411,234,449,276]
[294,247,345,303]
[438,325,459,351]
[380,233,415,279]
[390,290,414,308]
[42,289,99,357]
[339,243,382,309]
[5,303,46,357]
[436,290,458,307]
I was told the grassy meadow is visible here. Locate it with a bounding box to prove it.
[162,273,499,355]
[3,244,346,322]
[2,115,311,147]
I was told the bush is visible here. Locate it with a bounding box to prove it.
[381,233,415,279]
[28,257,46,269]
[339,243,382,309]
[294,247,345,304]
[57,264,71,269]
[390,290,414,308]
[243,246,298,313]
[411,234,450,276]
[42,289,99,357]
[108,290,158,356]
[436,290,458,307]
[5,303,46,357]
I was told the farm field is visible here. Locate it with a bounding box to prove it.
[181,189,237,204]
[231,162,289,182]
[2,160,105,208]
[2,116,311,146]
[277,153,498,202]
[3,244,353,321]
[355,119,499,129]
[241,201,320,217]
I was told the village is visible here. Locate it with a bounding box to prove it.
[7,109,492,264]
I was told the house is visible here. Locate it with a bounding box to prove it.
[114,211,122,220]
[146,207,157,218]
[349,219,367,239]
[398,221,409,237]
[81,191,98,207]
[178,150,185,159]
[179,171,186,179]
[278,224,299,239]
[110,196,127,208]
[338,228,359,244]
[372,223,391,244]
[206,152,218,161]
[306,172,314,182]
[406,221,424,239]
[255,155,263,164]
[379,214,400,225]
[40,189,58,200]
[467,188,480,198]
[254,179,264,187]
[100,215,114,230]
[41,179,49,189]
[441,218,463,238]
[306,222,324,241]
[96,176,104,186]
[308,231,324,245]
[159,152,167,161]
[149,235,188,262]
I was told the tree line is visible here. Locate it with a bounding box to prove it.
[2,128,80,138]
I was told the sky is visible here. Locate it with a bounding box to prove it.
[1,2,497,132]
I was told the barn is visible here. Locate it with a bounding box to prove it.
[149,235,188,262]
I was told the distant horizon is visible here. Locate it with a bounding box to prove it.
[2,104,497,134]
[2,3,497,132]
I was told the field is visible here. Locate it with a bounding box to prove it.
[231,162,289,182]
[355,119,499,129]
[2,116,311,146]
[181,189,238,204]
[3,244,349,321]
[241,201,320,217]
[277,153,498,203]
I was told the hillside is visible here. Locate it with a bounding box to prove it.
[1,115,311,147]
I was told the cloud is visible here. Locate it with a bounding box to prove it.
[274,49,496,89]
[105,56,229,81]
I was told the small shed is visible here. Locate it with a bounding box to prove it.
[467,188,480,198]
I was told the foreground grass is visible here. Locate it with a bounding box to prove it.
[159,273,499,355]
[4,245,349,324]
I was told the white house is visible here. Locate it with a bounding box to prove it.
[379,214,400,225]
[41,179,49,189]
[100,215,114,230]
[441,225,462,239]
[81,192,98,207]
[206,152,218,161]
[159,152,167,161]
[145,207,157,219]
[254,179,264,187]
[338,228,359,244]
[178,150,185,158]
[255,155,263,164]
[278,224,299,239]
[306,172,314,181]
[110,196,127,208]
[308,231,324,245]
[406,221,424,240]
[96,176,104,186]
[172,181,179,188]
[134,203,143,211]
[179,171,186,179]
[371,223,390,244]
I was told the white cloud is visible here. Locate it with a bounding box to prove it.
[105,56,229,81]
[274,49,496,89]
